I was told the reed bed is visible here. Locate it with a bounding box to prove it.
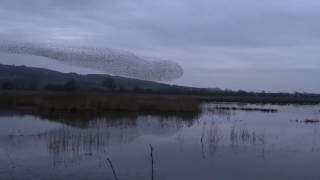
[0,91,202,114]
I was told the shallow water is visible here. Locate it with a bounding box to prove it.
[0,103,320,180]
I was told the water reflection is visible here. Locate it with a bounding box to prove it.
[230,126,265,146]
[6,113,198,169]
[1,103,320,180]
[199,122,224,157]
[14,109,200,129]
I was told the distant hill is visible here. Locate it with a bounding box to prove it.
[0,64,209,93]
[1,64,320,103]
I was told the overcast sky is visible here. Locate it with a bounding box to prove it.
[0,0,319,92]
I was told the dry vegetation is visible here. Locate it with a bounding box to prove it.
[0,91,202,114]
[212,106,278,112]
[198,96,320,105]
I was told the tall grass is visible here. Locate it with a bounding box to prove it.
[0,91,202,114]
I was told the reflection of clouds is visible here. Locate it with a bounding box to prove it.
[3,104,320,179]
[0,40,183,81]
[199,122,223,157]
[31,116,196,167]
[230,126,265,146]
[0,114,197,168]
[198,122,268,158]
[207,123,223,155]
[229,125,267,158]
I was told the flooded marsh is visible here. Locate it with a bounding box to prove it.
[1,103,320,180]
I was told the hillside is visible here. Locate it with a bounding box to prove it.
[0,64,202,92]
[1,64,320,105]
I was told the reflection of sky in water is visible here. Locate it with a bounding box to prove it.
[0,104,320,180]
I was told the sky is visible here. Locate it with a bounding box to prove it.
[0,0,319,93]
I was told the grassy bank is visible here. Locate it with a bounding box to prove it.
[0,91,319,119]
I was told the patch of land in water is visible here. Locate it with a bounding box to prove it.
[210,106,278,113]
[291,119,320,124]
[197,95,320,105]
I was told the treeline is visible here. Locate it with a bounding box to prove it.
[0,78,115,92]
[1,77,319,100]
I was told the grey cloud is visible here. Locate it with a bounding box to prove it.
[0,0,320,91]
[2,0,320,47]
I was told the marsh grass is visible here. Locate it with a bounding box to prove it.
[0,91,202,115]
[230,126,265,145]
[199,96,320,105]
[290,119,320,124]
[304,119,320,123]
[212,106,278,113]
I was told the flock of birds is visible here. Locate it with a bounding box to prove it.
[0,40,183,81]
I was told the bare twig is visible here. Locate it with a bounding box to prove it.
[149,144,154,180]
[200,127,206,159]
[106,158,119,180]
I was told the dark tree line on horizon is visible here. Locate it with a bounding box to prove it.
[1,77,319,100]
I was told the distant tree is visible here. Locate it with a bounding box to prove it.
[236,90,247,96]
[63,79,77,91]
[132,86,141,93]
[1,81,16,90]
[103,78,117,90]
[45,84,59,91]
